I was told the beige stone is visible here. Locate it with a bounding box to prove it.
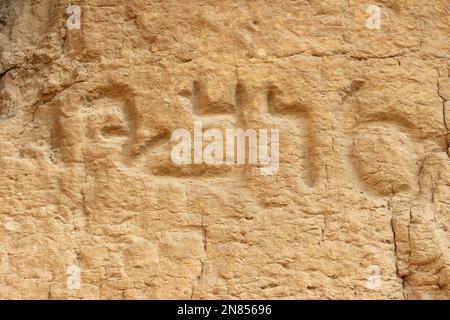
[0,0,449,299]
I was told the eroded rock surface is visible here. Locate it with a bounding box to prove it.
[0,0,449,299]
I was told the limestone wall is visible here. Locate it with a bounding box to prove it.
[0,0,449,299]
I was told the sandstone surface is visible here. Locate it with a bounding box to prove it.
[0,0,449,299]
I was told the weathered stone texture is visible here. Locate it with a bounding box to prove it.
[0,0,449,299]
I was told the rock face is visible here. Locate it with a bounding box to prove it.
[0,0,449,299]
